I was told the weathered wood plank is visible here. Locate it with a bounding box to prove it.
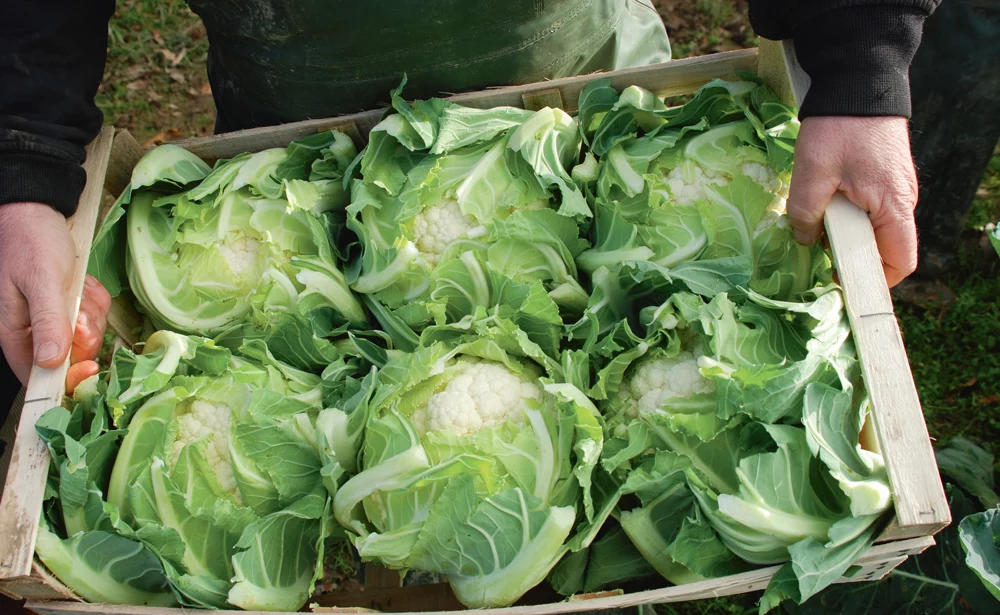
[834,556,909,585]
[824,197,950,535]
[103,130,145,202]
[521,89,565,112]
[0,127,115,581]
[175,113,386,164]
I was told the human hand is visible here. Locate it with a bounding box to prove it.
[0,203,111,394]
[787,116,919,287]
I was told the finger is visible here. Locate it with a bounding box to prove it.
[787,154,840,246]
[71,281,110,364]
[22,269,73,370]
[871,212,918,288]
[84,275,112,317]
[66,360,100,396]
[70,308,104,364]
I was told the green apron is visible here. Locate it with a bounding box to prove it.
[185,0,671,131]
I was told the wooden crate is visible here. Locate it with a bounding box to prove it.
[0,40,949,614]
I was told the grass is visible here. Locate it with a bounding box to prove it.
[97,0,214,144]
[896,146,1000,467]
[92,1,1000,614]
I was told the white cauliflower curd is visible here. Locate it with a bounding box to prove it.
[618,351,715,419]
[410,199,484,266]
[169,398,239,501]
[410,359,544,437]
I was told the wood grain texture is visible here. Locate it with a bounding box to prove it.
[825,197,950,535]
[172,49,757,163]
[1,565,81,602]
[23,538,934,615]
[833,556,908,585]
[0,127,115,581]
[521,88,565,112]
[103,130,145,201]
[175,113,386,164]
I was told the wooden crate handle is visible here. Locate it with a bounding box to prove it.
[0,127,115,580]
[760,39,950,537]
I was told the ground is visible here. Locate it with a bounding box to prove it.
[24,0,999,614]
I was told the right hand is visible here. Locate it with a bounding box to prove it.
[0,202,110,394]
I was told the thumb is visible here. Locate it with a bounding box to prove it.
[786,153,839,246]
[24,277,73,370]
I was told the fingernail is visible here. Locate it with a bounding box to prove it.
[78,311,89,328]
[36,341,60,362]
[85,276,99,288]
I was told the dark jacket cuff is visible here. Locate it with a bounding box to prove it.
[794,6,927,118]
[0,151,85,216]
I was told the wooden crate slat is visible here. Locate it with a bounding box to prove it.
[103,130,145,202]
[175,113,386,164]
[834,555,909,585]
[521,88,565,112]
[1,565,80,603]
[0,127,115,582]
[824,198,950,535]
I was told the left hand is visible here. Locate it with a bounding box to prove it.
[786,116,919,287]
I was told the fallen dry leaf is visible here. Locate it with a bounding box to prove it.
[143,128,183,148]
[123,65,147,81]
[158,47,187,67]
[200,81,212,96]
[143,131,167,147]
[167,69,186,84]
[955,377,979,391]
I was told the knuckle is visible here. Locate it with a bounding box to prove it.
[30,307,66,331]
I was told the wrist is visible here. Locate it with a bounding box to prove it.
[0,151,85,216]
[0,201,66,231]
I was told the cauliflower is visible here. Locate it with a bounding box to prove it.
[618,351,715,419]
[661,161,788,211]
[662,164,728,205]
[740,162,787,196]
[216,234,266,282]
[169,399,240,502]
[410,359,543,437]
[410,199,483,266]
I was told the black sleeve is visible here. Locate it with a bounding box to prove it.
[0,0,115,216]
[747,0,941,118]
